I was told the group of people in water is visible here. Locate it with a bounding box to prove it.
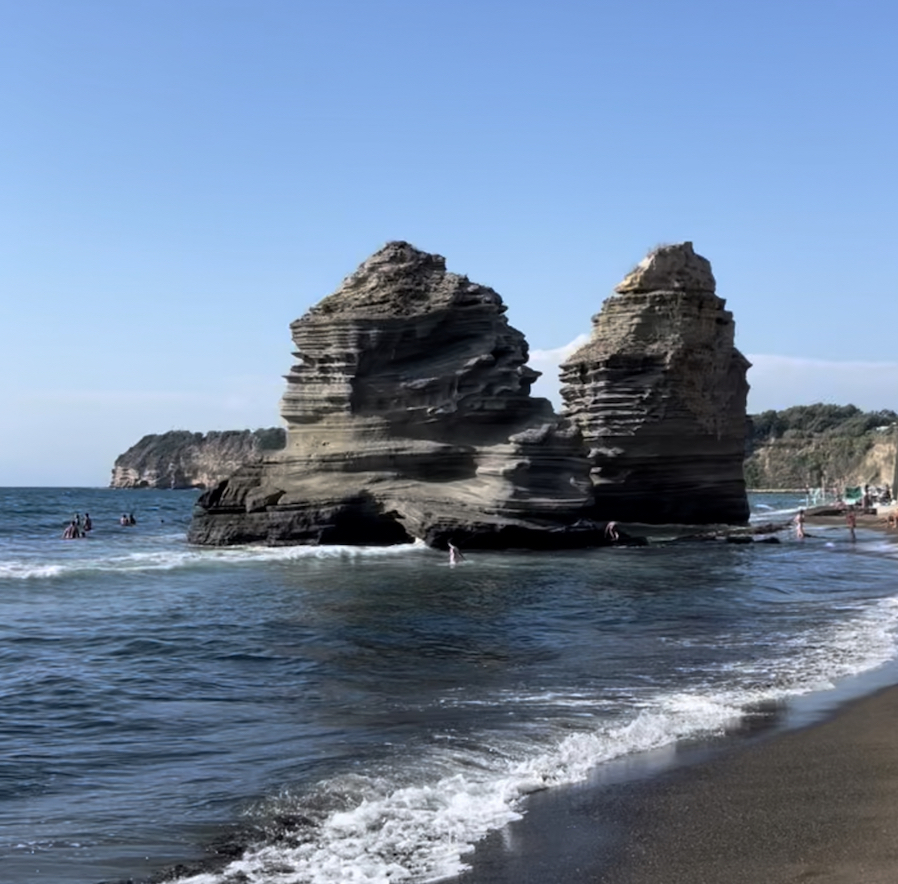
[62,512,92,539]
[62,512,136,538]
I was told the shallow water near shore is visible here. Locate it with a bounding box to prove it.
[3,488,898,884]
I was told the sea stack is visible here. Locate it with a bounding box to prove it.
[559,242,751,524]
[188,242,595,548]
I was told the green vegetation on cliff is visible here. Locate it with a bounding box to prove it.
[745,404,898,490]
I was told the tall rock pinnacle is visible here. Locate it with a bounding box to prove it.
[560,242,750,524]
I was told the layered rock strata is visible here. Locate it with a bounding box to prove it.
[110,429,285,489]
[189,242,596,548]
[560,242,750,524]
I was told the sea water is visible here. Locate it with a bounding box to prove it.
[2,487,898,884]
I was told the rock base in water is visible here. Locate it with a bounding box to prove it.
[188,241,749,548]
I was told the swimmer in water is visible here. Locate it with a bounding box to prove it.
[448,542,465,565]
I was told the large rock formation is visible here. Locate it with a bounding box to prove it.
[188,242,594,548]
[559,242,750,523]
[188,241,750,548]
[110,429,286,489]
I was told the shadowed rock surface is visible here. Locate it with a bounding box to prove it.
[560,242,750,524]
[188,242,596,548]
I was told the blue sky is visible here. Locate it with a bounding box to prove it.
[1,0,896,486]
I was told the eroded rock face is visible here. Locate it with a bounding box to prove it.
[188,241,750,547]
[189,242,594,548]
[559,242,750,524]
[110,429,286,489]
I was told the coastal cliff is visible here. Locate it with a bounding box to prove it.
[121,406,898,500]
[109,428,285,489]
[186,240,750,548]
[745,405,898,491]
[560,242,750,523]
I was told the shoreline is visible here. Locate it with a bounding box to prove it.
[597,683,898,883]
[455,668,898,884]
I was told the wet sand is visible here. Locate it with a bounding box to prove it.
[806,507,898,533]
[458,686,898,884]
[596,685,898,883]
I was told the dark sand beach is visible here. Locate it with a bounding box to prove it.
[597,685,898,883]
[459,685,898,884]
[806,507,898,531]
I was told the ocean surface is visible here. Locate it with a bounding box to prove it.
[3,487,898,884]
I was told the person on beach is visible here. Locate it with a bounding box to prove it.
[846,506,857,542]
[604,521,620,542]
[448,542,464,565]
[794,509,806,540]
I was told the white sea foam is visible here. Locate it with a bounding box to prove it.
[165,692,758,884]
[0,562,66,579]
[169,593,898,884]
[749,505,801,522]
[0,540,427,580]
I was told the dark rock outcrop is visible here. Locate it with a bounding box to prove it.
[110,428,285,489]
[189,242,595,548]
[188,241,750,548]
[559,242,750,524]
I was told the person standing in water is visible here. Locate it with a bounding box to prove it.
[448,542,465,565]
[846,507,857,542]
[794,509,806,540]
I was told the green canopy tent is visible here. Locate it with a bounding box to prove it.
[843,486,863,505]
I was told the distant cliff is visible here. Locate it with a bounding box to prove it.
[745,405,898,490]
[117,405,898,496]
[109,428,286,489]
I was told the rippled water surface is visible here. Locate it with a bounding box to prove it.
[3,488,898,883]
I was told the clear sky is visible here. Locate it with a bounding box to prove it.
[2,0,896,486]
